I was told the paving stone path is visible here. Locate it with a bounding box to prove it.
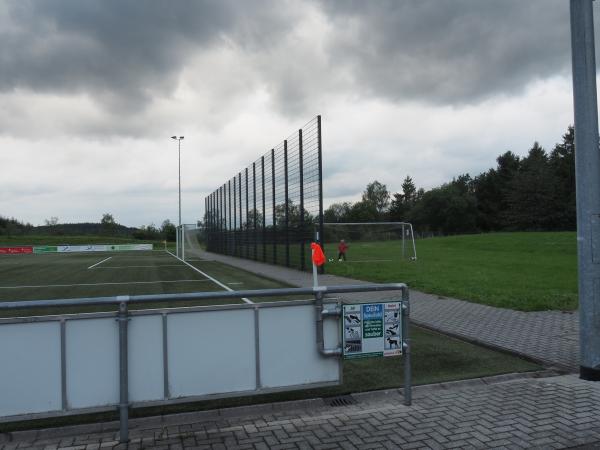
[199,251,580,372]
[3,374,600,449]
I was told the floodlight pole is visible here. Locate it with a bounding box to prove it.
[570,0,600,381]
[171,136,184,257]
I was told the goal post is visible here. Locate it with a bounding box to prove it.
[322,222,417,262]
[175,223,204,261]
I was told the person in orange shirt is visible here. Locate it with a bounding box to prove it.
[337,239,348,261]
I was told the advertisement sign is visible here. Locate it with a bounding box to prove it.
[0,246,33,255]
[342,302,402,359]
[33,246,58,254]
[56,244,153,253]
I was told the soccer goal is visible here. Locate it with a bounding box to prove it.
[322,222,417,263]
[176,223,204,260]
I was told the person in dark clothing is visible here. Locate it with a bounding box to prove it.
[337,239,348,261]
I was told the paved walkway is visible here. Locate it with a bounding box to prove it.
[3,374,600,449]
[199,250,579,372]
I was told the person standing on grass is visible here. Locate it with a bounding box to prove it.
[338,239,348,261]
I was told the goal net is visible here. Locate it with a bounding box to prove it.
[176,224,205,261]
[322,222,417,263]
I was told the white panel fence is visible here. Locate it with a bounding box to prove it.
[0,284,409,443]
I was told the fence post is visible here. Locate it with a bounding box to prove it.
[271,148,277,264]
[253,162,258,260]
[317,115,324,274]
[284,140,290,267]
[239,172,243,258]
[401,289,411,406]
[229,180,233,255]
[246,168,249,259]
[117,301,129,443]
[262,156,266,262]
[233,176,238,257]
[299,128,305,271]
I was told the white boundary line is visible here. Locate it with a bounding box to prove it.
[93,264,188,269]
[166,251,253,304]
[87,257,113,269]
[334,259,393,263]
[0,279,211,289]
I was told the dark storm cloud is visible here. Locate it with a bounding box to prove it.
[0,0,288,111]
[318,0,571,104]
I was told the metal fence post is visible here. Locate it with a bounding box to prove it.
[233,176,238,257]
[299,128,305,271]
[239,172,243,258]
[284,140,290,267]
[271,148,277,264]
[262,156,266,262]
[117,301,130,443]
[401,288,411,406]
[245,168,249,259]
[317,115,324,274]
[253,162,258,260]
[228,180,232,255]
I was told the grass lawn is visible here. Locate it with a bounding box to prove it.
[1,325,540,432]
[324,232,577,311]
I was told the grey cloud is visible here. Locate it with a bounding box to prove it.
[318,0,571,104]
[0,0,290,112]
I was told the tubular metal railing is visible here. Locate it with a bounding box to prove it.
[0,283,410,443]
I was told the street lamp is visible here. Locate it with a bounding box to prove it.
[171,136,184,257]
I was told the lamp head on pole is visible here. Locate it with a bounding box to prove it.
[171,136,184,140]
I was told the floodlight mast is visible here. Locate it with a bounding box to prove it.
[171,136,184,257]
[570,0,600,381]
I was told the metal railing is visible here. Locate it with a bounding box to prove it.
[0,283,410,443]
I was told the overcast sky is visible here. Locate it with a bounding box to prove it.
[0,0,593,227]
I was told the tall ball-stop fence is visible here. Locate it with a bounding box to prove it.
[205,115,324,271]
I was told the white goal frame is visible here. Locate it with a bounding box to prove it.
[176,223,202,260]
[323,222,417,260]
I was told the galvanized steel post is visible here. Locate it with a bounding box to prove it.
[299,128,305,271]
[117,301,130,443]
[570,0,600,380]
[402,288,412,405]
[317,115,324,274]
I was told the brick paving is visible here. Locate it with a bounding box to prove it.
[3,374,600,449]
[198,250,580,372]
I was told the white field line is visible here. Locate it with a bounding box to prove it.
[166,251,253,304]
[93,264,188,269]
[0,279,211,289]
[227,282,244,285]
[335,259,393,263]
[87,256,113,269]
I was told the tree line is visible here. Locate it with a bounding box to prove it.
[325,126,576,234]
[0,213,178,241]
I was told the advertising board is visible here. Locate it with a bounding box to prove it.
[0,247,33,255]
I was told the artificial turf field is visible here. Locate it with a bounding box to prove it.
[0,245,540,430]
[0,250,294,317]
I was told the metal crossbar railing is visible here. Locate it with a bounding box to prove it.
[205,116,324,271]
[0,283,410,444]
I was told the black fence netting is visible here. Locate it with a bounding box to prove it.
[205,116,324,271]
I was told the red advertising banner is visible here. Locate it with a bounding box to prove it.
[0,246,33,255]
